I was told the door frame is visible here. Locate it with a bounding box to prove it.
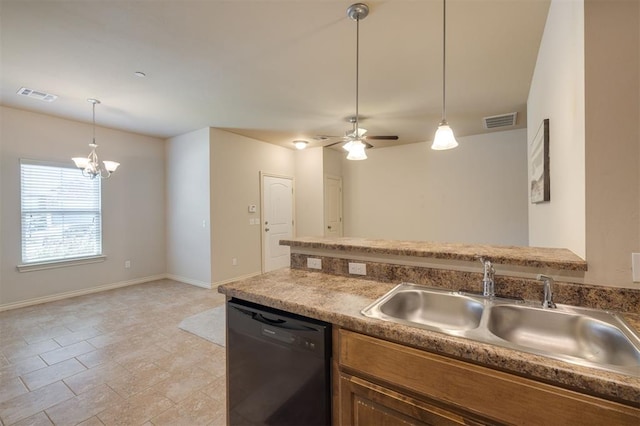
[260,172,295,273]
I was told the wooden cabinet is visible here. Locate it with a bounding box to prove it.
[338,372,487,425]
[334,328,640,426]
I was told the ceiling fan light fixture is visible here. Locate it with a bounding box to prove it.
[431,121,459,150]
[346,140,367,160]
[346,127,367,138]
[293,140,308,150]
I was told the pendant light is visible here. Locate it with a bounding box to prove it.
[431,0,459,150]
[345,3,369,160]
[72,99,120,179]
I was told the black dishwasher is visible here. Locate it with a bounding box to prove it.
[227,298,331,426]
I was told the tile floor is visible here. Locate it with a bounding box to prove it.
[0,279,228,425]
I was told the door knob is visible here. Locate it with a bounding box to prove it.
[327,226,332,230]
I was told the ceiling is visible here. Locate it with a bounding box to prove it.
[0,0,550,150]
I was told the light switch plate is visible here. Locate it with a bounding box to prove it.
[632,253,640,282]
[307,258,322,270]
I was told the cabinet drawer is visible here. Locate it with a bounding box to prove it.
[338,329,640,425]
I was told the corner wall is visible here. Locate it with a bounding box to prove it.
[583,0,640,287]
[294,147,324,237]
[165,128,212,287]
[526,0,585,258]
[209,128,295,284]
[0,106,166,307]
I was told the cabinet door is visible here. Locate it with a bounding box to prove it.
[338,373,487,426]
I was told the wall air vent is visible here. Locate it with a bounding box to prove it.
[483,112,517,129]
[17,87,58,102]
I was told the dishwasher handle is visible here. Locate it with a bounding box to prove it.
[257,313,286,325]
[230,305,317,332]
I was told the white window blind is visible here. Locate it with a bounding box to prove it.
[21,160,102,264]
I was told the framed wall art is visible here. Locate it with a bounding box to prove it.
[529,118,550,203]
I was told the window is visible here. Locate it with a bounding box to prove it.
[20,160,102,265]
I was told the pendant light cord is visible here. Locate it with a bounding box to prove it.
[355,15,360,135]
[442,0,447,123]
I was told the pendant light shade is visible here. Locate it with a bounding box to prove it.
[431,0,458,151]
[432,121,458,150]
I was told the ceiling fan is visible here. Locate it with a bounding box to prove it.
[320,3,398,158]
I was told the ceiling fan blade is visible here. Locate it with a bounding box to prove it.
[364,142,374,149]
[324,140,346,148]
[366,135,399,140]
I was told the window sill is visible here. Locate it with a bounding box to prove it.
[17,255,107,272]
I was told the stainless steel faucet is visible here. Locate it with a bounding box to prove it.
[537,274,557,309]
[479,257,495,298]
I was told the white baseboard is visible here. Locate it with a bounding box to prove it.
[0,274,167,312]
[0,271,264,312]
[165,274,212,289]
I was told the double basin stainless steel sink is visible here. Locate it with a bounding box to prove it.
[361,283,640,377]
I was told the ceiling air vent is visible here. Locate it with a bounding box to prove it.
[483,112,517,129]
[17,87,58,102]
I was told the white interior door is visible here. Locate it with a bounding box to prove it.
[262,174,294,272]
[324,175,343,237]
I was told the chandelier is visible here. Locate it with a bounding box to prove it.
[72,99,120,179]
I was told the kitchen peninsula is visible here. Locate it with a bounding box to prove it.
[219,237,640,424]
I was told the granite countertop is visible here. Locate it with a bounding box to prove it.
[218,268,640,406]
[281,236,588,271]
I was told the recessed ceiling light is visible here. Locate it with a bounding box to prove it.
[134,71,146,78]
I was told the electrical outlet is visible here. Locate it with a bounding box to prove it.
[232,258,238,266]
[124,260,131,268]
[348,262,367,275]
[633,253,640,282]
[307,258,322,270]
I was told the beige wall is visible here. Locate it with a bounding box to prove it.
[0,106,166,308]
[323,147,344,177]
[527,0,586,258]
[294,147,324,237]
[165,128,212,287]
[528,0,639,287]
[583,0,639,287]
[209,128,295,284]
[342,130,529,245]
